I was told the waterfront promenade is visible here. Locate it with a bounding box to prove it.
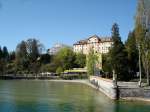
[90,76,150,102]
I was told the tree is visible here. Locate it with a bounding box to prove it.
[16,41,28,71]
[53,47,76,71]
[0,46,2,59]
[102,54,112,77]
[26,39,44,74]
[40,53,51,64]
[0,46,3,75]
[9,51,16,61]
[135,0,150,85]
[26,39,41,62]
[136,0,150,29]
[74,53,86,68]
[3,46,9,61]
[0,58,5,75]
[15,39,44,74]
[0,46,8,75]
[110,23,129,81]
[56,67,63,74]
[125,31,139,78]
[135,24,150,85]
[142,36,150,85]
[87,48,98,76]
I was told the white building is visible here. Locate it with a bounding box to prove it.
[48,43,67,55]
[73,35,113,55]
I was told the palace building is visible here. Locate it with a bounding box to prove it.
[73,35,113,70]
[73,35,113,55]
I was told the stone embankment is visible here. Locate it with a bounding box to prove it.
[90,76,150,101]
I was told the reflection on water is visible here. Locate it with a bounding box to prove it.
[0,80,149,112]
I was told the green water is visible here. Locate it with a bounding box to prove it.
[0,80,149,112]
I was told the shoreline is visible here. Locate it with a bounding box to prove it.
[47,79,150,103]
[1,78,150,102]
[49,79,98,89]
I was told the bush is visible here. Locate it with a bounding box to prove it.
[56,67,63,74]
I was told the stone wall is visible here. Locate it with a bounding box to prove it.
[89,76,117,99]
[119,87,150,98]
[90,76,150,101]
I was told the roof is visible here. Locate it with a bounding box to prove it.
[73,35,112,45]
[87,35,100,41]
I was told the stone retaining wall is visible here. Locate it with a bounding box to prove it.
[90,76,150,101]
[89,76,117,99]
[119,87,150,98]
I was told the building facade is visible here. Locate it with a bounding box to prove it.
[73,35,113,55]
[73,35,113,70]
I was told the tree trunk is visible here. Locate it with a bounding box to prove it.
[146,61,150,86]
[147,64,150,86]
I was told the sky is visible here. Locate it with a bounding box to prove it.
[0,0,137,51]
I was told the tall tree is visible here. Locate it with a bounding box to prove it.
[142,37,150,85]
[3,46,9,61]
[0,46,9,75]
[15,39,43,73]
[16,41,28,71]
[9,51,16,61]
[136,0,150,29]
[110,23,128,81]
[87,48,98,76]
[0,46,3,75]
[102,53,112,77]
[26,39,40,62]
[125,31,139,78]
[135,0,150,85]
[0,46,2,59]
[0,59,5,75]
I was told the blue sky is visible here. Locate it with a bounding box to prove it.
[0,0,137,51]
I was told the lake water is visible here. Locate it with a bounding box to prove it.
[0,80,150,112]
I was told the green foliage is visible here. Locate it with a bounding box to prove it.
[40,53,51,64]
[0,46,10,75]
[40,64,52,72]
[5,62,16,74]
[2,46,9,61]
[135,24,147,45]
[102,54,112,76]
[87,48,98,76]
[9,51,16,61]
[53,47,76,71]
[56,67,63,74]
[49,48,86,73]
[74,53,86,68]
[136,25,150,84]
[135,0,150,85]
[0,60,5,75]
[110,23,129,81]
[0,46,2,59]
[15,39,44,74]
[16,41,28,70]
[125,31,139,78]
[26,39,41,62]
